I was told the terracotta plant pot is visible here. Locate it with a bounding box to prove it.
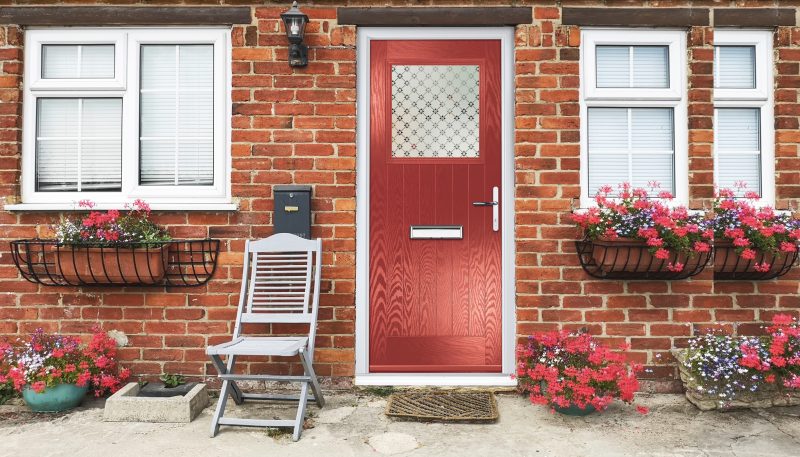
[51,244,168,285]
[714,240,782,275]
[591,237,688,273]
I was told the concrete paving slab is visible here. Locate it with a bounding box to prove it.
[1,393,799,457]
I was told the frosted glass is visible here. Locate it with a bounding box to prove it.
[391,65,479,158]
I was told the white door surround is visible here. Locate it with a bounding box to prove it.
[354,27,516,387]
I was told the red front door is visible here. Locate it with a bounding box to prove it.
[368,40,502,373]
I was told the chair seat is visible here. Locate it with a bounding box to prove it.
[207,337,308,357]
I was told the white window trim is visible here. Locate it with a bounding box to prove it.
[713,29,774,205]
[14,27,233,211]
[579,29,688,208]
[582,29,685,101]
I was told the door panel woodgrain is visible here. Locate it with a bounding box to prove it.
[369,40,502,373]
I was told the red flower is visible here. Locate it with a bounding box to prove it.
[31,381,47,393]
[740,249,757,260]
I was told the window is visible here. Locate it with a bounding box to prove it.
[713,30,773,202]
[580,30,687,207]
[18,28,232,210]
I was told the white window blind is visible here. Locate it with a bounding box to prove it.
[36,98,122,191]
[716,108,761,195]
[42,45,115,79]
[715,46,755,89]
[588,107,674,195]
[140,44,214,186]
[596,45,668,89]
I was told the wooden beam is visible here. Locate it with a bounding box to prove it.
[0,7,252,26]
[562,8,710,27]
[714,9,795,27]
[337,7,532,26]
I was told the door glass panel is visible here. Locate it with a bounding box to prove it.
[391,65,479,158]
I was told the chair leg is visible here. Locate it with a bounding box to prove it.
[211,354,244,405]
[292,381,310,442]
[210,379,232,437]
[300,349,325,408]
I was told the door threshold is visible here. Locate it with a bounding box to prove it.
[355,373,516,387]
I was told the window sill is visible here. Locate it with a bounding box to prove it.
[4,202,239,212]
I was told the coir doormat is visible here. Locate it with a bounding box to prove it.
[385,391,498,423]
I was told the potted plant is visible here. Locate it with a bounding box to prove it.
[713,188,800,279]
[674,314,800,410]
[137,373,197,398]
[1,328,130,412]
[50,199,171,284]
[573,183,713,277]
[516,330,647,415]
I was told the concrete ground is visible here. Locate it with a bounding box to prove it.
[1,392,799,457]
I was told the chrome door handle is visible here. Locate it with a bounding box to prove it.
[472,186,499,232]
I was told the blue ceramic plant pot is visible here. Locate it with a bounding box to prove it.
[553,402,596,416]
[22,383,88,412]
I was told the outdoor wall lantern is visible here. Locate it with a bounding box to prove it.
[281,1,309,67]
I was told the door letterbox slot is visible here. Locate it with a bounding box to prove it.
[409,225,463,240]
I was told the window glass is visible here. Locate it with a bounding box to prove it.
[716,108,761,195]
[596,45,668,88]
[42,45,115,79]
[715,46,755,89]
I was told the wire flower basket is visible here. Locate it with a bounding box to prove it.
[10,239,220,287]
[714,242,799,281]
[575,238,712,280]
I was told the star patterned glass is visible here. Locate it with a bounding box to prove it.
[390,65,480,158]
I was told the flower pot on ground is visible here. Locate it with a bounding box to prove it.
[675,314,800,411]
[573,183,713,279]
[22,383,88,412]
[1,328,130,413]
[517,330,647,415]
[713,188,800,280]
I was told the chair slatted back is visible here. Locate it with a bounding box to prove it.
[233,234,322,352]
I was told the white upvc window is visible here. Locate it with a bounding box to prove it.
[580,29,688,207]
[713,30,774,203]
[14,28,233,211]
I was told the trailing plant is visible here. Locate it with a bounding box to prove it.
[160,373,186,388]
[681,314,800,402]
[53,199,171,246]
[713,187,800,271]
[0,328,130,397]
[572,183,713,272]
[516,330,647,414]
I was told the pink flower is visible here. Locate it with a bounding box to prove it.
[654,248,670,260]
[780,242,797,253]
[753,262,771,273]
[667,262,684,272]
[733,237,751,247]
[636,405,649,415]
[740,249,757,260]
[693,241,711,253]
[31,381,47,393]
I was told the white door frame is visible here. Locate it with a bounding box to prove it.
[354,27,516,386]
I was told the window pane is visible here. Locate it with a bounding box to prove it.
[596,46,668,88]
[42,45,114,79]
[36,98,122,192]
[596,46,630,88]
[588,108,628,151]
[716,108,761,196]
[140,44,214,186]
[391,65,480,158]
[715,46,755,89]
[632,46,669,88]
[587,107,674,195]
[631,108,673,150]
[717,108,759,151]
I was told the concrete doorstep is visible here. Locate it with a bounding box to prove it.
[2,392,800,457]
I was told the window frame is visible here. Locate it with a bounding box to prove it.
[18,27,233,210]
[579,29,688,208]
[713,29,774,205]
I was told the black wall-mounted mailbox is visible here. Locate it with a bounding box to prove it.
[273,185,312,239]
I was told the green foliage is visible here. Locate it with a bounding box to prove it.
[159,373,186,388]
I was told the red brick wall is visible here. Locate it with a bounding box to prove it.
[1,2,800,390]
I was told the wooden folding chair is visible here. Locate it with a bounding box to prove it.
[206,233,325,441]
